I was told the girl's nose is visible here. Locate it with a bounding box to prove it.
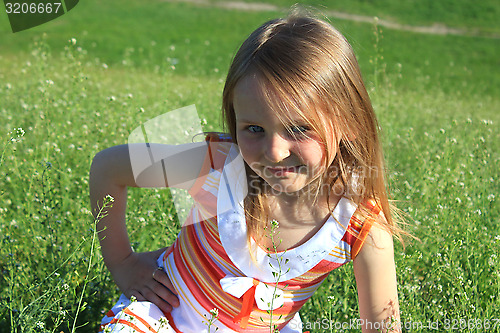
[264,134,291,163]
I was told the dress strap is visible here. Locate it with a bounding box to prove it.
[204,132,233,169]
[351,199,381,259]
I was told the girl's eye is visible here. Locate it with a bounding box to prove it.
[290,125,309,134]
[247,125,264,133]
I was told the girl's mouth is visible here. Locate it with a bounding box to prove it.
[264,166,301,177]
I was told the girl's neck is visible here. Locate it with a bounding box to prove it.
[265,181,344,228]
[255,189,342,252]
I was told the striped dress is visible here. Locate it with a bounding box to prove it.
[99,134,379,333]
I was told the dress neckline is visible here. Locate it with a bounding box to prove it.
[216,144,357,282]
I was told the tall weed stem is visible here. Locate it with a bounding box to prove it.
[71,194,114,332]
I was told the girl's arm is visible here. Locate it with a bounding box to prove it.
[89,142,207,313]
[353,219,401,333]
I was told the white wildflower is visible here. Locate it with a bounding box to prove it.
[209,308,219,317]
[105,194,115,203]
[488,254,497,267]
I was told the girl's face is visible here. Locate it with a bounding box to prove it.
[233,75,337,195]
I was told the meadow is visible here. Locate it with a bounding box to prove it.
[0,0,498,332]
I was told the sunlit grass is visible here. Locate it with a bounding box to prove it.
[0,1,498,332]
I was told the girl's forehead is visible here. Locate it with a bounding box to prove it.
[233,77,277,122]
[233,74,309,122]
[233,73,264,97]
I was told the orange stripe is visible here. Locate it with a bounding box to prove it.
[123,307,159,333]
[232,279,259,328]
[351,216,374,259]
[351,200,381,259]
[173,227,234,318]
[105,318,147,333]
[165,311,182,333]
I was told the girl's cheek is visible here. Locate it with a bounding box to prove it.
[303,143,328,168]
[237,136,259,162]
[242,145,259,161]
[238,131,260,147]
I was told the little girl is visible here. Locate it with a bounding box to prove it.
[91,10,402,333]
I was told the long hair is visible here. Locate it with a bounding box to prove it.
[222,9,403,243]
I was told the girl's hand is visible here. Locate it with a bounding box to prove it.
[108,247,180,313]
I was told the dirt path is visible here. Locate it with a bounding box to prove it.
[166,0,499,39]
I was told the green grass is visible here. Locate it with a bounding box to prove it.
[0,0,499,332]
[1,0,499,97]
[217,0,500,34]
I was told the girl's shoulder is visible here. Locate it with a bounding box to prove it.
[204,132,235,171]
[348,198,383,260]
[204,132,233,143]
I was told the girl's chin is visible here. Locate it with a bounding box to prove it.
[264,178,310,194]
[262,173,325,195]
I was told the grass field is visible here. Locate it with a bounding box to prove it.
[0,0,499,332]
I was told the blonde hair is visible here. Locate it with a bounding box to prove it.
[222,9,403,243]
